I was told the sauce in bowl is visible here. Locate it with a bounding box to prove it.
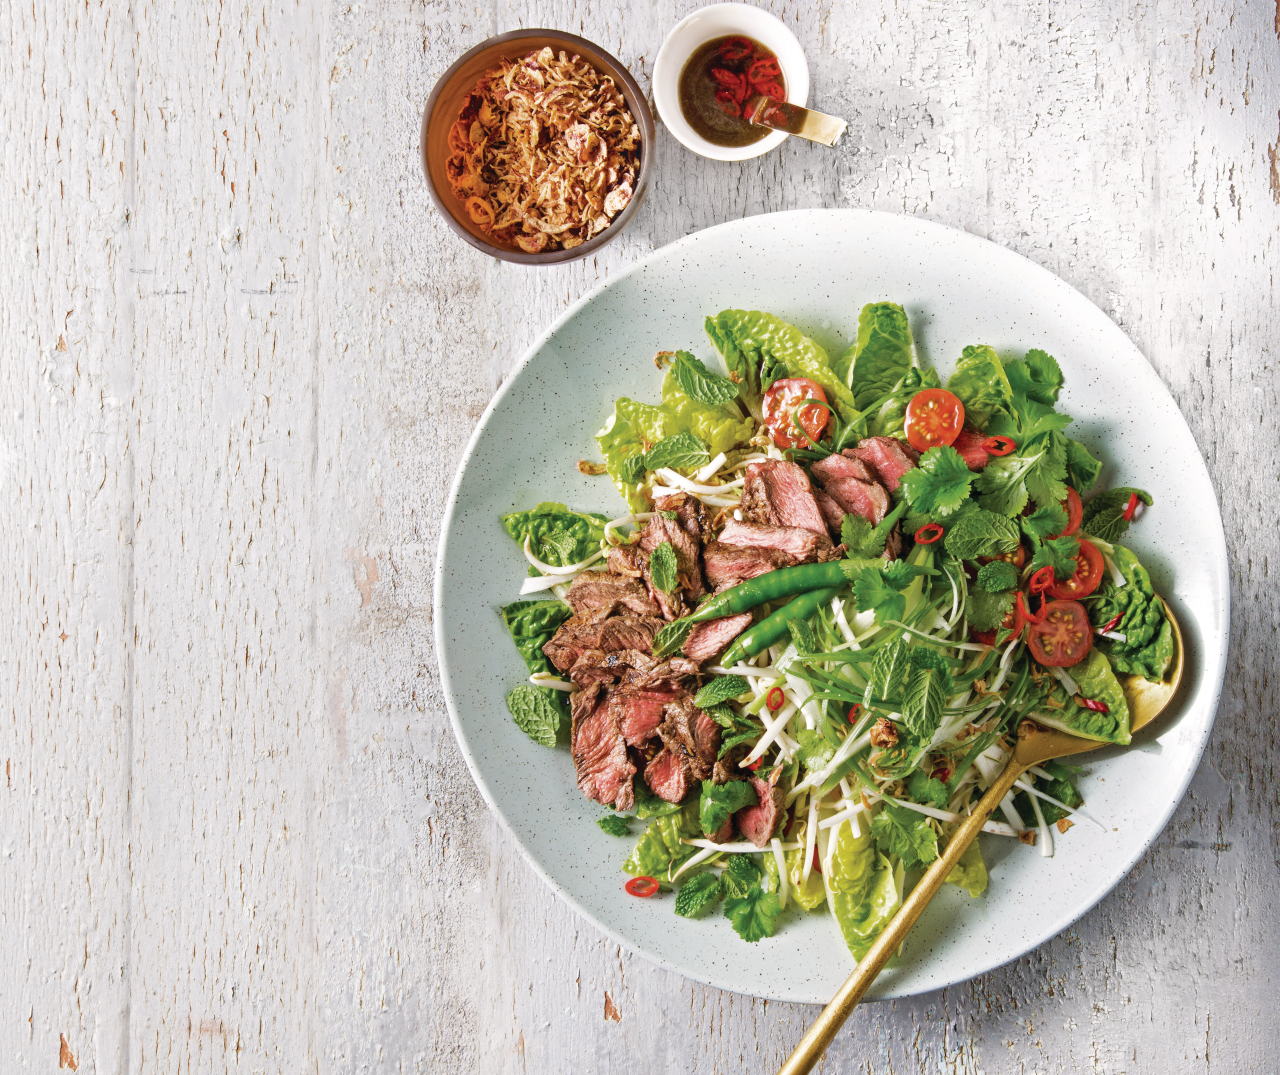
[677,35,786,149]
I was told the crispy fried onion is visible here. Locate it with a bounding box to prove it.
[445,47,641,253]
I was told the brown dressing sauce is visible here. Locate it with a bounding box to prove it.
[677,35,786,149]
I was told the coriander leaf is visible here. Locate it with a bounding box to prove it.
[1081,487,1153,543]
[644,431,711,472]
[723,886,782,943]
[649,541,679,594]
[652,617,695,658]
[788,618,817,655]
[674,872,723,918]
[1006,349,1064,405]
[794,728,838,773]
[866,637,911,700]
[699,779,757,837]
[694,676,751,708]
[907,770,951,810]
[976,560,1018,593]
[899,446,977,516]
[942,509,1020,560]
[597,814,631,836]
[1021,503,1068,543]
[853,566,906,624]
[841,513,888,559]
[1065,439,1103,493]
[870,802,939,871]
[967,589,1014,631]
[505,685,562,747]
[669,350,740,406]
[900,664,949,738]
[1028,535,1081,580]
[973,455,1030,516]
[1022,431,1070,507]
[881,561,937,590]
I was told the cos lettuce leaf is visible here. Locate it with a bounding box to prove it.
[946,345,1015,428]
[834,302,915,411]
[1029,648,1131,744]
[772,826,826,910]
[502,503,609,572]
[944,839,988,897]
[828,817,903,962]
[623,801,701,882]
[704,309,856,420]
[1089,543,1174,681]
[500,600,573,676]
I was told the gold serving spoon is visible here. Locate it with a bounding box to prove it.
[778,599,1185,1075]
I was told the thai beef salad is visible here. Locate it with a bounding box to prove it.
[497,303,1175,956]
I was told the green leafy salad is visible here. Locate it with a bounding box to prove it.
[496,302,1174,955]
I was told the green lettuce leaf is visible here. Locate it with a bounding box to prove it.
[1028,648,1131,744]
[946,344,1015,428]
[828,818,904,961]
[623,801,701,881]
[705,309,856,420]
[500,600,573,676]
[596,404,652,512]
[776,827,827,910]
[835,302,915,410]
[502,503,608,572]
[944,839,988,897]
[1089,543,1173,680]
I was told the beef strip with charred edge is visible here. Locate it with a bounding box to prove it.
[735,772,785,847]
[717,518,839,562]
[738,460,831,538]
[644,747,695,803]
[610,687,685,746]
[810,452,891,524]
[564,571,661,617]
[851,436,920,493]
[570,683,636,810]
[702,541,798,591]
[542,606,665,671]
[657,695,721,781]
[683,610,754,663]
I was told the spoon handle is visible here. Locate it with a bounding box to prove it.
[776,757,1029,1075]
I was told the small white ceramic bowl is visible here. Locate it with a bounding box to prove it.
[653,3,810,161]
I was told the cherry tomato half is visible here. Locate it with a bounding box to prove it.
[762,377,829,449]
[969,595,1025,646]
[1050,487,1083,537]
[904,388,965,451]
[1026,600,1093,667]
[978,543,1027,570]
[1046,538,1105,600]
[625,876,660,898]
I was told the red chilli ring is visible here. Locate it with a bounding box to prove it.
[914,522,945,544]
[1028,565,1055,594]
[984,435,1017,456]
[625,876,660,898]
[765,685,786,712]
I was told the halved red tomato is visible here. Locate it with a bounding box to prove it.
[969,595,1025,646]
[1046,538,1104,600]
[1050,487,1083,537]
[904,389,965,451]
[762,377,829,448]
[1026,600,1093,667]
[978,543,1027,570]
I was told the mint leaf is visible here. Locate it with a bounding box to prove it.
[694,676,751,708]
[942,509,1020,560]
[649,541,679,594]
[899,446,977,516]
[670,350,740,406]
[703,702,742,729]
[841,513,887,559]
[652,617,694,658]
[853,566,906,624]
[1028,535,1081,580]
[505,685,562,747]
[618,453,648,484]
[967,589,1014,631]
[674,871,723,918]
[723,852,761,896]
[901,664,949,738]
[1081,487,1153,543]
[597,814,631,836]
[1021,503,1068,543]
[871,802,939,870]
[907,770,951,810]
[645,431,711,472]
[699,779,757,836]
[866,637,911,700]
[976,560,1018,593]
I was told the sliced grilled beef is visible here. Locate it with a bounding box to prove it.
[811,452,874,486]
[882,521,904,562]
[657,696,721,780]
[819,474,890,524]
[952,428,991,470]
[735,774,785,847]
[739,460,830,537]
[564,571,661,617]
[644,747,695,803]
[813,489,847,535]
[611,687,683,746]
[707,815,737,844]
[683,611,754,663]
[571,684,635,810]
[718,518,839,562]
[638,504,706,597]
[703,541,797,590]
[625,656,702,692]
[661,492,715,546]
[568,648,656,687]
[607,544,646,578]
[543,607,665,671]
[852,436,920,492]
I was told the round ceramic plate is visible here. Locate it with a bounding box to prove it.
[433,209,1229,1003]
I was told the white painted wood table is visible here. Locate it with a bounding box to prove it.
[3,1,1278,1072]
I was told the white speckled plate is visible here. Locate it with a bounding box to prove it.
[433,209,1229,1003]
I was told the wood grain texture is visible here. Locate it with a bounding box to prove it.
[2,0,1277,1072]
